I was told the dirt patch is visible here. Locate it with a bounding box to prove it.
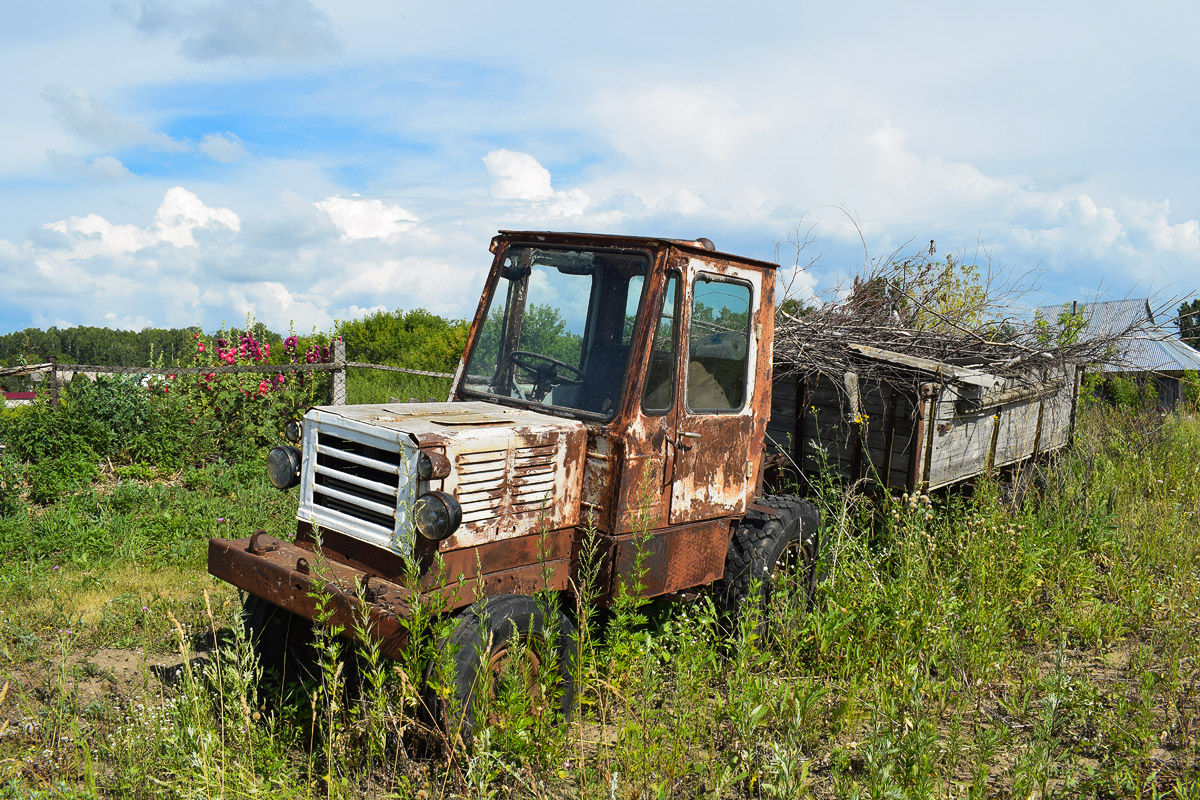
[0,646,211,712]
[69,648,206,702]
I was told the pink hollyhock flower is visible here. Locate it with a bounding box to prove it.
[198,343,206,352]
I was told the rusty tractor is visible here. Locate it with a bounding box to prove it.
[210,231,821,733]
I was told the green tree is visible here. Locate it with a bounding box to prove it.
[337,309,468,372]
[519,304,582,365]
[1178,299,1200,347]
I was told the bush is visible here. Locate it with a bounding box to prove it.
[0,440,23,515]
[0,324,337,502]
[168,327,335,457]
[26,450,99,505]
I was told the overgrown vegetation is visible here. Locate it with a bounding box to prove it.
[1,293,1199,796]
[0,378,1196,796]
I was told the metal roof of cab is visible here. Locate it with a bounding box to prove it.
[494,230,780,272]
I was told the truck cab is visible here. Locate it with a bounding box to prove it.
[454,232,777,595]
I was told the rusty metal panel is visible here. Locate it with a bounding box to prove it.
[598,519,732,600]
[581,432,619,532]
[209,534,411,658]
[210,530,576,654]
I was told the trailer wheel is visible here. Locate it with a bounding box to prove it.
[718,495,821,636]
[431,594,576,744]
[242,593,316,686]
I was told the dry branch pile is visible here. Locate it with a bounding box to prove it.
[772,243,1176,391]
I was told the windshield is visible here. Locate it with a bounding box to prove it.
[462,246,650,419]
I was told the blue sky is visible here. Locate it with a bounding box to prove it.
[2,0,1199,336]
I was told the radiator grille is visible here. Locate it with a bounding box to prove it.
[311,432,402,534]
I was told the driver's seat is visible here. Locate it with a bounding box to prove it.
[577,343,628,414]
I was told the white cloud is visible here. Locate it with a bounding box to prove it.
[483,149,590,218]
[46,150,131,181]
[114,0,342,61]
[153,186,241,246]
[102,311,155,329]
[199,132,249,163]
[41,83,185,151]
[43,187,239,260]
[1,182,491,333]
[484,150,554,200]
[314,195,418,240]
[88,155,132,180]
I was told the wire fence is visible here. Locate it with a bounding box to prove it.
[0,340,455,406]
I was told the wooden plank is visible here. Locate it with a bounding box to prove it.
[847,344,1004,391]
[794,374,806,467]
[921,391,938,490]
[973,378,1065,409]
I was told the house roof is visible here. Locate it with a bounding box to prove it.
[1038,298,1200,373]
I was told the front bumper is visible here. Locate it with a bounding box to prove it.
[209,532,412,658]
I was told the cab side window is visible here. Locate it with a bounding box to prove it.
[641,273,679,414]
[686,276,751,412]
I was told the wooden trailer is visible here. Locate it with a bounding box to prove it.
[766,344,1081,492]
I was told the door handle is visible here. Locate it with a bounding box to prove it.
[675,430,701,455]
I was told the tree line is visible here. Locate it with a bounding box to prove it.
[0,309,470,391]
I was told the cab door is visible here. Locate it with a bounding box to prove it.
[668,257,767,524]
[610,268,681,534]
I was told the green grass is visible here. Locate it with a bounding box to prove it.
[345,369,453,406]
[0,404,1198,797]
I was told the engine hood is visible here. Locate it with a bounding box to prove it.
[298,401,587,555]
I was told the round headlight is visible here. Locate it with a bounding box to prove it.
[284,419,303,444]
[415,490,462,541]
[267,445,302,490]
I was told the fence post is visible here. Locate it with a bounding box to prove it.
[332,339,346,405]
[49,357,59,407]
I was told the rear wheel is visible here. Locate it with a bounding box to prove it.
[432,594,576,744]
[717,495,821,637]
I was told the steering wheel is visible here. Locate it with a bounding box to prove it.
[509,351,585,393]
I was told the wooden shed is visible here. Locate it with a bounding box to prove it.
[767,344,1080,492]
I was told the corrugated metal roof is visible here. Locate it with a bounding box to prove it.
[1037,299,1200,373]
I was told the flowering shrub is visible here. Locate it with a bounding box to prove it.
[155,324,337,458]
[0,321,338,504]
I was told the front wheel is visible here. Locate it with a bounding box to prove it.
[431,594,576,744]
[716,496,821,638]
[242,593,317,686]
